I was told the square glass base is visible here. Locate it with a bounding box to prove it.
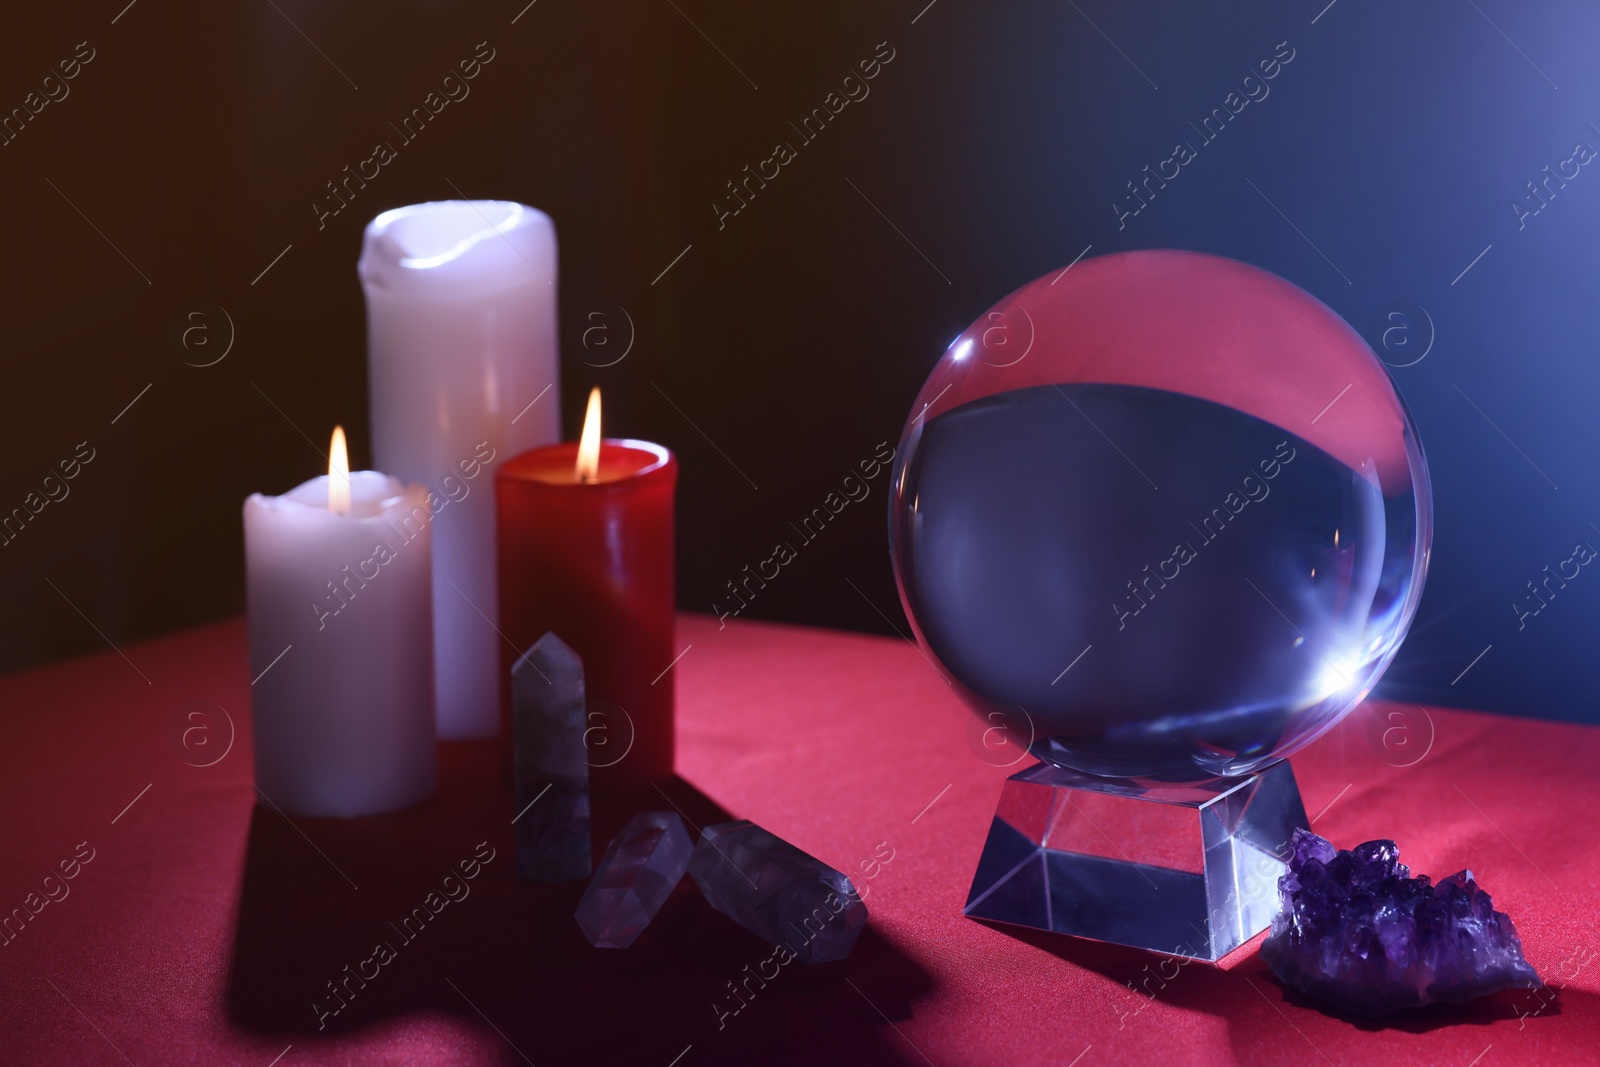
[964,759,1308,961]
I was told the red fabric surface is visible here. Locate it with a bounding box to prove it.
[0,613,1594,1066]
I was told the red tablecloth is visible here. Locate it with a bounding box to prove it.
[0,613,1594,1066]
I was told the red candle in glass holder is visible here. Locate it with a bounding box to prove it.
[495,389,677,791]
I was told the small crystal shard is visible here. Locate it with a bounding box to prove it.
[575,811,693,948]
[1261,828,1539,1016]
[512,633,591,882]
[687,820,867,964]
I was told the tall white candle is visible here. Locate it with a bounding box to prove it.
[245,465,437,817]
[360,201,560,740]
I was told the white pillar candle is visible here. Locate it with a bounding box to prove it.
[245,460,437,817]
[360,201,560,740]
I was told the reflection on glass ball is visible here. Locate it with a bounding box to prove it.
[888,251,1431,782]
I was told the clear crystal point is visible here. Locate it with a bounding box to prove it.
[575,811,693,948]
[687,820,867,964]
[512,632,590,882]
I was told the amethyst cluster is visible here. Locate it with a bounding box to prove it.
[1261,829,1539,1016]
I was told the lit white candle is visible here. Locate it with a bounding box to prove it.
[245,428,437,817]
[360,200,560,739]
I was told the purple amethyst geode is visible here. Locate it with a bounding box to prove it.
[1260,829,1540,1016]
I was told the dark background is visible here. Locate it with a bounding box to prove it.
[2,0,1597,724]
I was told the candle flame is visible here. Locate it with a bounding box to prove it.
[576,387,602,484]
[329,425,351,515]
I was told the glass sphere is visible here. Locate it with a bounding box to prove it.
[888,250,1431,782]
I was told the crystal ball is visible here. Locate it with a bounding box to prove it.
[888,250,1431,781]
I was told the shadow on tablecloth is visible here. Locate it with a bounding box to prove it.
[979,918,1598,1058]
[226,742,936,1065]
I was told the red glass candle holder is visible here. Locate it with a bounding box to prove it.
[495,439,677,792]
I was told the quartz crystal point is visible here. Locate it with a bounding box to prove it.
[1261,829,1540,1016]
[512,633,591,882]
[575,812,693,948]
[687,820,867,964]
